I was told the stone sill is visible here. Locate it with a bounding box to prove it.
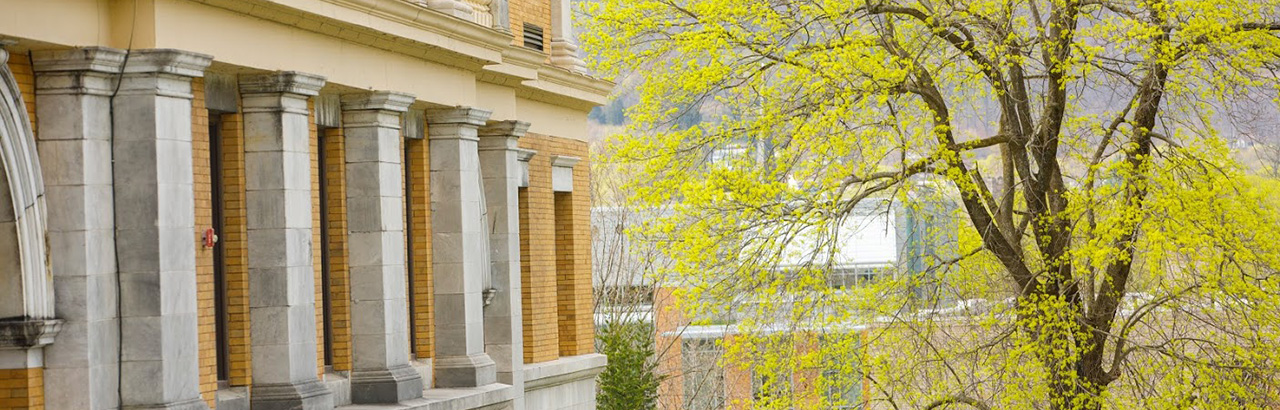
[340,383,515,410]
[523,353,607,391]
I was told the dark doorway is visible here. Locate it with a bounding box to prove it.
[210,112,230,383]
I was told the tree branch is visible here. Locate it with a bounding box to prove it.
[923,395,994,410]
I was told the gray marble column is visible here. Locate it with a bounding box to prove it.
[110,49,213,410]
[478,121,529,409]
[239,71,333,410]
[31,46,125,410]
[425,107,498,388]
[340,91,424,403]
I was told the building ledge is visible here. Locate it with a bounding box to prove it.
[192,0,510,70]
[190,0,614,108]
[339,383,515,410]
[0,318,61,349]
[523,353,607,391]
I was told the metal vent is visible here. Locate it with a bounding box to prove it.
[523,23,545,51]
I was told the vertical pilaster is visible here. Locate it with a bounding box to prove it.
[421,0,475,19]
[425,107,498,388]
[551,154,594,356]
[548,0,586,72]
[31,46,126,410]
[339,91,424,403]
[111,49,213,410]
[478,121,529,407]
[238,71,333,410]
[491,0,511,33]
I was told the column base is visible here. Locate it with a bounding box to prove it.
[420,0,474,19]
[549,40,587,73]
[351,364,424,404]
[122,397,210,410]
[249,379,334,410]
[434,353,498,388]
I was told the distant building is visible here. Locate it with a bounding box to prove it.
[0,1,609,409]
[593,196,955,409]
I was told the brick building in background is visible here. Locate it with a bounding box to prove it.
[593,199,950,410]
[0,0,608,408]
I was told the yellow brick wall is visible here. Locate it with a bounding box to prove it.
[323,126,354,371]
[508,0,551,52]
[518,134,595,362]
[518,137,560,363]
[406,136,434,359]
[309,101,326,376]
[655,286,684,410]
[553,186,593,355]
[191,78,217,408]
[220,112,253,386]
[555,137,594,356]
[7,52,37,136]
[0,367,43,409]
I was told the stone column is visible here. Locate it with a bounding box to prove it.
[421,0,475,20]
[426,107,498,388]
[491,0,511,32]
[31,46,125,410]
[548,0,586,72]
[110,49,213,410]
[478,121,529,403]
[340,91,424,403]
[238,71,333,410]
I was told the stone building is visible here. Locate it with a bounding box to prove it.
[0,0,608,409]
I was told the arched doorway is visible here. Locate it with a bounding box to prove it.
[0,46,53,322]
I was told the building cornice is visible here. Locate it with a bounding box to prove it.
[191,0,614,110]
[517,65,613,111]
[193,0,509,70]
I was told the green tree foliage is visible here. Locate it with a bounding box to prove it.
[597,321,662,410]
[582,0,1280,409]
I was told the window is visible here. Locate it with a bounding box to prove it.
[821,334,863,409]
[823,368,861,409]
[753,371,792,403]
[523,23,545,51]
[682,338,726,410]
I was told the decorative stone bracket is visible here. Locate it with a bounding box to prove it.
[0,319,62,350]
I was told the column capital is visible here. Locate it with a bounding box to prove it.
[552,155,579,192]
[516,149,536,188]
[122,49,213,78]
[478,120,530,139]
[341,91,415,113]
[31,47,127,74]
[0,319,62,350]
[239,71,326,96]
[477,120,529,151]
[516,148,536,163]
[551,155,581,168]
[0,40,14,65]
[112,49,211,100]
[426,106,492,127]
[31,47,127,96]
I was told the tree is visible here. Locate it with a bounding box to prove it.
[581,0,1280,409]
[597,319,662,410]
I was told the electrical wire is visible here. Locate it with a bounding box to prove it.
[109,1,138,407]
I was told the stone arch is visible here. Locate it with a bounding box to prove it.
[0,47,52,321]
